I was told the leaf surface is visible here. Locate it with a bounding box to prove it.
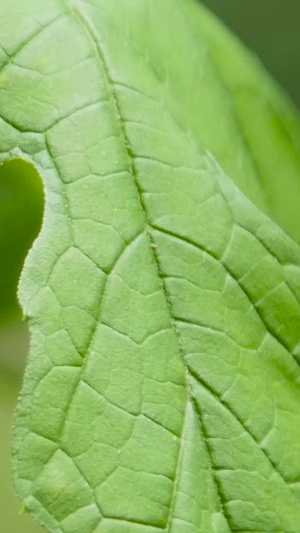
[1,1,300,532]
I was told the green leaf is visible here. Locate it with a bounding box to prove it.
[1,0,300,531]
[189,1,300,244]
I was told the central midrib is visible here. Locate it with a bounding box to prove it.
[64,5,193,531]
[42,1,201,532]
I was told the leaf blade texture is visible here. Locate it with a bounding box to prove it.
[0,0,300,531]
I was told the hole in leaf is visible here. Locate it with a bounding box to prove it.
[0,158,44,374]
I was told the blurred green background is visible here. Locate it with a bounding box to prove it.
[0,1,299,531]
[202,0,300,108]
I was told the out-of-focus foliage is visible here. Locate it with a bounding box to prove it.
[0,159,44,324]
[0,160,44,531]
[0,369,44,532]
[202,0,300,109]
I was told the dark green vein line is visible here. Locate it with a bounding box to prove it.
[63,5,190,530]
[0,13,67,72]
[187,364,292,489]
[236,221,300,311]
[152,224,300,371]
[55,233,142,436]
[190,395,234,531]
